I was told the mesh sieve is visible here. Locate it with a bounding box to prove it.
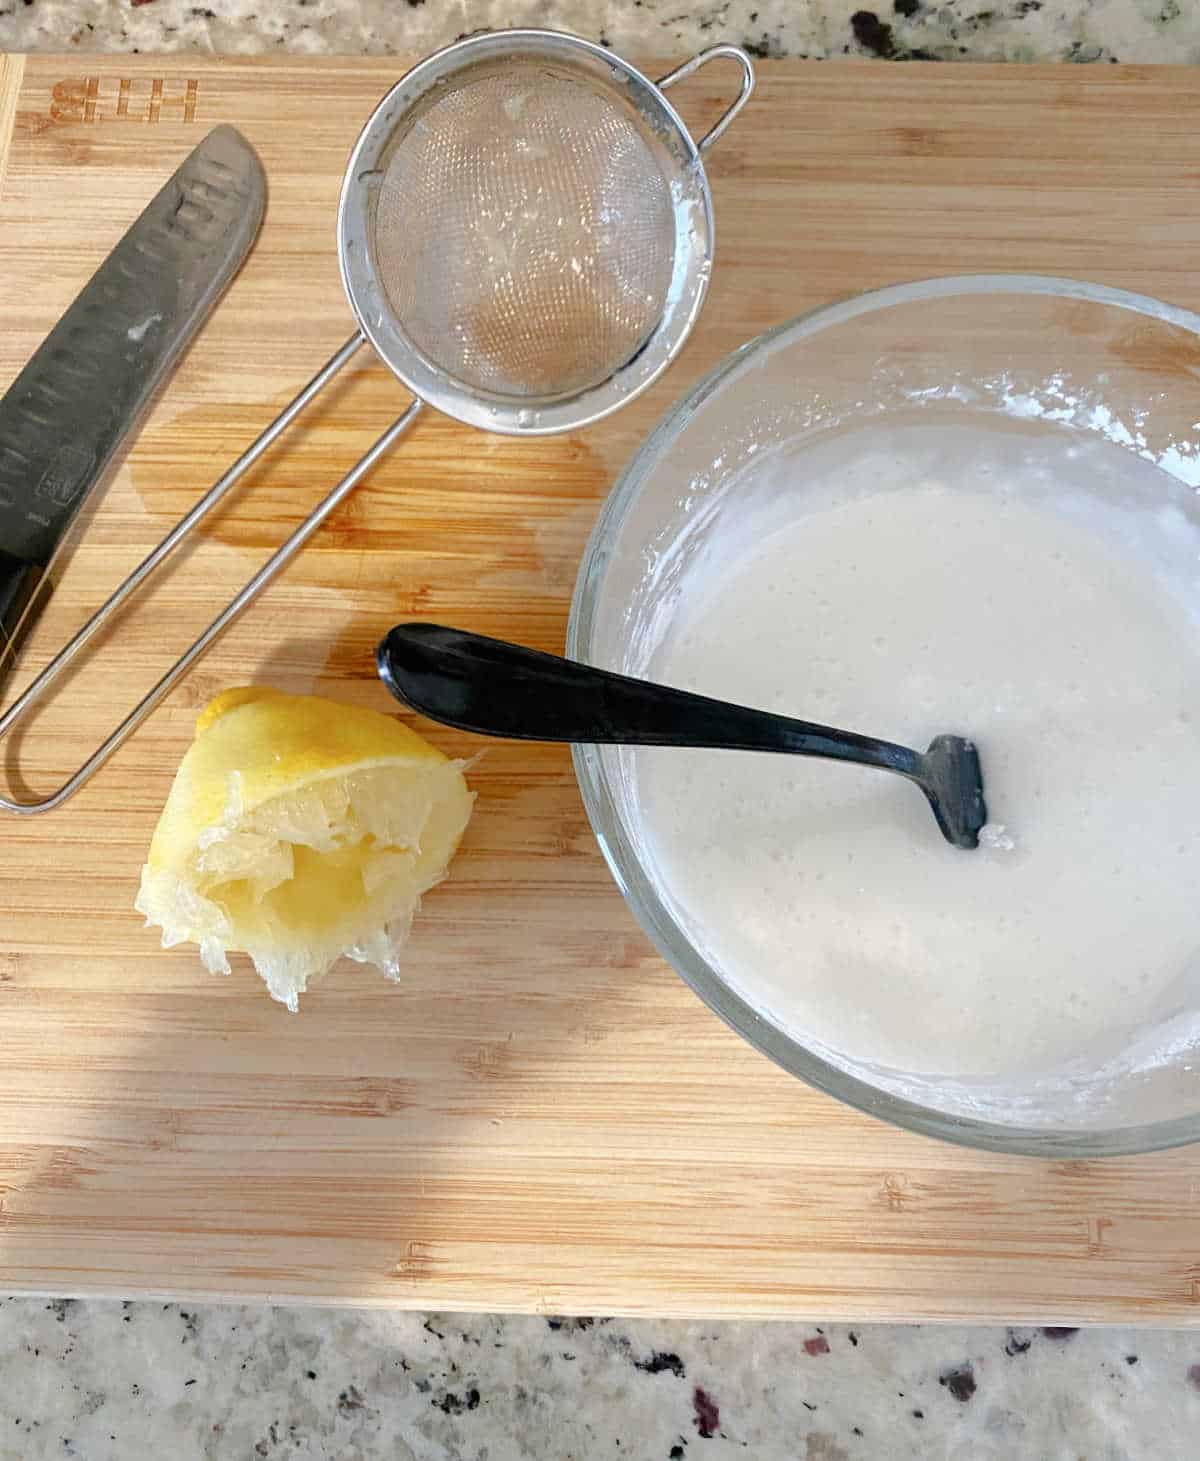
[371,61,676,401]
[340,31,755,434]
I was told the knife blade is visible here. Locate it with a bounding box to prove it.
[0,123,266,677]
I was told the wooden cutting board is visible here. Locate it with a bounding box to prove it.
[2,52,1200,1321]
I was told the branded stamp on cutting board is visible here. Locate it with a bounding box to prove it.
[49,77,201,124]
[1,51,1200,1319]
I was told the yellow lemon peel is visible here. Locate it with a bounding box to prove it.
[136,687,473,1010]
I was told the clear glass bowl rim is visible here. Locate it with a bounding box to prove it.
[567,272,1200,1159]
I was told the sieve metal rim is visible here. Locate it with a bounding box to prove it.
[336,29,735,437]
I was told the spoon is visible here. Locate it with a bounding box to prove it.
[376,622,988,850]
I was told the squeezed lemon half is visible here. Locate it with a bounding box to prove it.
[136,687,474,1010]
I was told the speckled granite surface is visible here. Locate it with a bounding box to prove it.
[6,1302,1200,1460]
[1,0,1199,63]
[3,2,1199,1456]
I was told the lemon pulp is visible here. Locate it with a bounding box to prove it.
[136,687,474,1010]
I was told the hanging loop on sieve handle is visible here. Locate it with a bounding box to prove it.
[657,44,755,155]
[0,332,425,816]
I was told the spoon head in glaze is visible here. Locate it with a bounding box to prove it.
[921,734,988,850]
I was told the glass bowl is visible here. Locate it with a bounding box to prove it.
[568,274,1200,1158]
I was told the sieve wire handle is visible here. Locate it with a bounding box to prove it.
[0,330,424,815]
[657,45,755,155]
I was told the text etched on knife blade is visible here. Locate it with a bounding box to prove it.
[35,446,96,511]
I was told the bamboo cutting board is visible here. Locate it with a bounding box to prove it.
[2,53,1200,1321]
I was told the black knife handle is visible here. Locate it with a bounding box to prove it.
[0,551,47,674]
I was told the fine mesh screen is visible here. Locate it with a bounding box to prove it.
[371,61,677,401]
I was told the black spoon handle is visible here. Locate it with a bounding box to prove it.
[377,622,924,781]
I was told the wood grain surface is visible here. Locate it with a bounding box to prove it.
[2,53,1200,1319]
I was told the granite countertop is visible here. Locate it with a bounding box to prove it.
[3,2,1199,1458]
[2,0,1199,63]
[7,1303,1200,1459]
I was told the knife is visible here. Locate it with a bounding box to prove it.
[0,124,266,678]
